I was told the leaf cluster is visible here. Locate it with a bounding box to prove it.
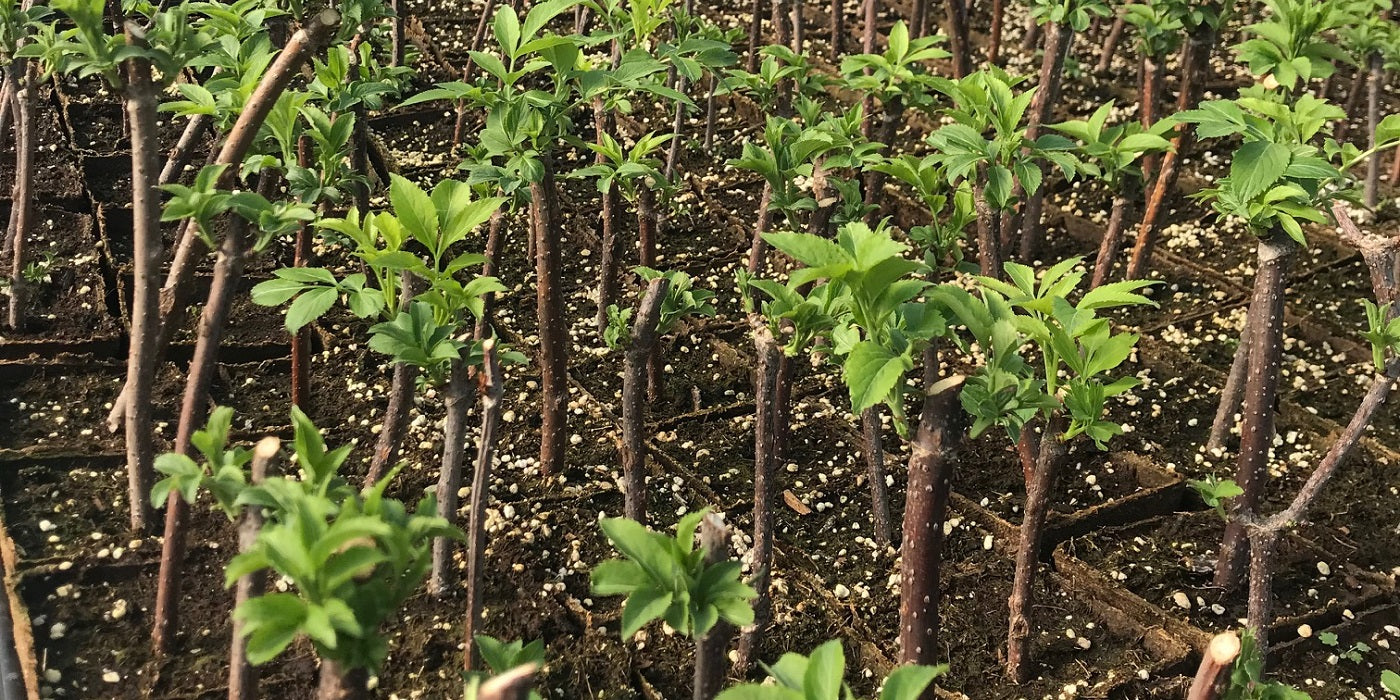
[590,511,757,639]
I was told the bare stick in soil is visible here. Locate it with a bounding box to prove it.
[429,356,474,596]
[1126,23,1214,281]
[734,321,781,674]
[863,96,905,224]
[106,9,342,430]
[1006,418,1067,683]
[229,436,278,700]
[532,157,570,477]
[1364,51,1383,209]
[152,213,256,656]
[829,0,844,58]
[1206,313,1252,457]
[1020,14,1040,52]
[1089,193,1133,289]
[365,273,422,486]
[943,0,971,78]
[1138,55,1165,184]
[121,26,163,533]
[693,513,733,700]
[6,60,36,331]
[622,277,670,524]
[973,162,1003,276]
[1337,67,1368,142]
[1240,209,1400,657]
[316,661,368,700]
[899,358,965,676]
[746,183,775,274]
[1016,21,1074,262]
[747,0,764,71]
[987,0,1004,65]
[1186,632,1241,700]
[1095,15,1126,74]
[463,339,504,672]
[159,112,213,186]
[1214,234,1297,592]
[476,208,506,342]
[478,665,537,700]
[861,405,893,546]
[292,135,314,410]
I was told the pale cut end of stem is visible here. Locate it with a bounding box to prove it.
[254,436,281,461]
[478,664,537,700]
[1208,632,1241,666]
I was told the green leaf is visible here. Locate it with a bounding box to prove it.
[804,640,845,700]
[1380,670,1400,696]
[620,588,672,638]
[844,341,911,413]
[1230,140,1291,204]
[284,286,338,333]
[880,665,947,700]
[389,174,439,252]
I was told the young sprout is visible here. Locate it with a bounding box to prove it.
[590,510,756,640]
[715,639,945,700]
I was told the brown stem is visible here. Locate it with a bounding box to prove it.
[389,0,404,66]
[899,354,965,678]
[7,59,36,331]
[152,212,254,656]
[622,278,670,524]
[1337,68,1368,142]
[791,0,804,51]
[1126,27,1213,281]
[734,321,780,673]
[973,164,1002,276]
[693,513,733,700]
[1206,313,1252,457]
[229,437,278,700]
[110,9,342,427]
[1365,52,1383,209]
[461,0,498,83]
[863,96,905,224]
[943,0,970,78]
[429,357,474,595]
[1089,193,1131,289]
[1017,22,1074,262]
[122,28,162,534]
[703,74,719,152]
[1186,633,1242,700]
[476,208,506,342]
[1139,55,1165,185]
[771,353,793,463]
[637,182,658,269]
[1389,138,1400,184]
[987,0,1003,65]
[1215,234,1297,592]
[292,135,313,411]
[861,405,892,547]
[1020,14,1039,52]
[747,0,764,72]
[747,182,774,275]
[532,158,569,477]
[829,0,845,58]
[0,79,13,158]
[159,113,212,186]
[665,77,687,180]
[770,0,792,60]
[316,661,367,700]
[366,273,422,487]
[862,0,878,56]
[1095,16,1125,74]
[1006,418,1066,683]
[463,340,504,672]
[1244,528,1279,655]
